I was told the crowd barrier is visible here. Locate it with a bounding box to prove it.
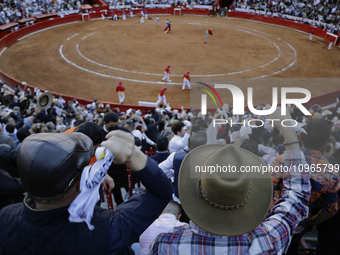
[0,10,339,113]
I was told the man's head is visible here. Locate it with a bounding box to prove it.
[240,138,259,156]
[171,122,186,137]
[189,131,207,149]
[156,136,169,152]
[300,119,331,151]
[261,130,273,143]
[17,126,31,143]
[45,121,55,131]
[179,144,272,236]
[6,117,15,126]
[162,201,181,220]
[18,133,93,205]
[322,135,336,160]
[75,122,103,151]
[5,124,15,134]
[124,119,135,132]
[104,112,119,131]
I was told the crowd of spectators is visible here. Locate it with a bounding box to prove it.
[105,0,214,6]
[237,0,340,33]
[1,79,340,254]
[0,0,85,25]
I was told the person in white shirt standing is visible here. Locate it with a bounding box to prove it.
[139,201,186,255]
[168,122,191,153]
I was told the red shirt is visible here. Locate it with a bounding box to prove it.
[140,14,143,18]
[183,73,190,81]
[159,88,166,96]
[165,67,170,73]
[116,85,125,92]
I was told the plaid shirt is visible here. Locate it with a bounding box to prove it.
[149,151,311,255]
[258,144,279,167]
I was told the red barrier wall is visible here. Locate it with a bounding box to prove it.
[0,11,339,113]
[181,9,211,16]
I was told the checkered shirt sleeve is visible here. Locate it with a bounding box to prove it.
[149,151,311,255]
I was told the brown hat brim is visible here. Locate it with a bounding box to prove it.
[179,144,273,236]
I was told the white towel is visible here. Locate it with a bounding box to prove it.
[68,147,114,230]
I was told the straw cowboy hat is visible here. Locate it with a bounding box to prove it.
[179,144,272,236]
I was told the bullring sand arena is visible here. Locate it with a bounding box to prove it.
[1,15,340,108]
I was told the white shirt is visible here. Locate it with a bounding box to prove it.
[158,152,175,179]
[168,133,190,153]
[139,213,186,255]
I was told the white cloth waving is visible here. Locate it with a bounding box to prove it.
[68,147,114,230]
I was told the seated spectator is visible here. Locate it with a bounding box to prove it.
[159,131,207,210]
[14,126,31,152]
[0,168,25,210]
[261,129,277,151]
[0,124,15,148]
[31,123,47,134]
[0,143,18,178]
[145,114,163,143]
[0,132,172,254]
[150,108,311,254]
[4,124,18,142]
[135,124,155,152]
[46,121,58,133]
[139,201,186,255]
[151,137,170,164]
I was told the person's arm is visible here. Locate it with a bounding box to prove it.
[309,209,333,225]
[258,143,279,166]
[309,181,339,225]
[158,152,175,179]
[24,107,40,128]
[258,107,311,254]
[152,114,163,127]
[14,114,23,129]
[101,130,172,254]
[143,133,155,146]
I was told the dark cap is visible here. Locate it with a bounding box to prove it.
[18,133,93,197]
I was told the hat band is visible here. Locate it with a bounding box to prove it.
[196,178,252,210]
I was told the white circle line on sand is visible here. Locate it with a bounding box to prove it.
[59,45,182,85]
[67,33,79,40]
[82,32,95,40]
[0,47,7,58]
[75,22,282,77]
[252,40,297,79]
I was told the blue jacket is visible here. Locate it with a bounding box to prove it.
[0,157,172,254]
